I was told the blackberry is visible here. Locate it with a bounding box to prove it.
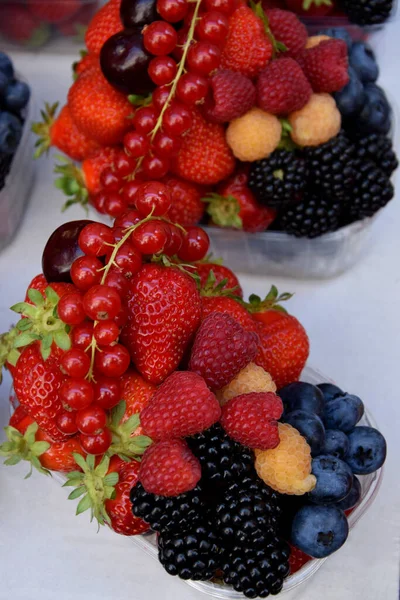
[340,0,393,25]
[347,160,394,221]
[304,133,356,200]
[352,132,398,176]
[187,424,254,490]
[130,483,205,534]
[215,475,282,547]
[0,153,12,191]
[277,194,341,238]
[222,538,290,598]
[158,522,224,581]
[248,149,308,208]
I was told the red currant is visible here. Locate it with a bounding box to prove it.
[114,150,137,178]
[76,404,107,435]
[122,182,143,207]
[148,56,177,86]
[164,223,183,256]
[172,28,189,61]
[60,378,94,411]
[83,285,122,321]
[132,220,169,254]
[124,130,150,158]
[79,223,114,257]
[95,344,130,378]
[162,102,193,136]
[100,168,121,192]
[178,226,210,261]
[58,292,86,325]
[80,428,112,455]
[104,192,128,218]
[187,42,221,75]
[93,377,121,410]
[70,256,103,291]
[196,11,229,45]
[94,320,120,346]
[133,106,157,134]
[114,210,142,229]
[114,305,129,328]
[91,191,107,214]
[60,348,91,378]
[108,241,142,278]
[71,321,93,349]
[152,86,171,113]
[142,154,170,179]
[56,411,78,435]
[135,181,171,217]
[143,21,178,56]
[157,0,188,22]
[204,0,237,15]
[176,72,209,105]
[152,131,182,158]
[103,270,130,296]
[112,226,125,244]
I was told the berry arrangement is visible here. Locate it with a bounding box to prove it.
[0,52,31,193]
[0,202,387,597]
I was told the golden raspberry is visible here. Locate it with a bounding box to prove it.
[217,362,276,406]
[288,93,341,147]
[226,108,281,161]
[305,35,331,49]
[255,423,316,495]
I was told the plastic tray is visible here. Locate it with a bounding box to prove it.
[298,0,398,33]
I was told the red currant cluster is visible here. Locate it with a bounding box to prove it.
[55,181,210,455]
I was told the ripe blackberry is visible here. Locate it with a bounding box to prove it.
[215,475,283,547]
[130,483,205,534]
[248,149,308,208]
[0,154,12,191]
[352,132,398,176]
[347,160,394,220]
[304,133,356,200]
[340,0,393,25]
[186,424,254,489]
[158,521,224,581]
[277,194,341,238]
[222,538,290,598]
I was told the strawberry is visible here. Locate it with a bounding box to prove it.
[164,176,205,227]
[9,406,31,433]
[284,0,334,17]
[73,53,99,78]
[121,264,202,385]
[220,6,273,78]
[140,371,221,440]
[189,312,259,390]
[289,545,311,573]
[196,263,243,298]
[203,69,256,123]
[27,0,80,24]
[68,65,132,146]
[220,391,283,449]
[139,439,201,496]
[0,4,50,46]
[201,297,258,333]
[173,108,235,186]
[24,274,75,302]
[120,369,157,422]
[57,3,96,36]
[85,0,122,55]
[32,103,100,161]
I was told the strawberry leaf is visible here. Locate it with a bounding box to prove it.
[103,472,119,486]
[76,494,92,515]
[68,486,87,500]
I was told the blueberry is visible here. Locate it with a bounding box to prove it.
[319,27,353,49]
[4,81,30,112]
[334,66,365,118]
[323,393,364,432]
[284,410,325,456]
[317,383,344,403]
[0,112,22,154]
[279,382,325,416]
[320,429,349,459]
[0,52,14,82]
[0,72,9,97]
[345,426,387,474]
[350,42,379,83]
[357,83,392,135]
[309,455,353,504]
[336,476,362,511]
[291,504,349,558]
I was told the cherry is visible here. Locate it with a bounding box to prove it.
[94,320,120,346]
[196,11,229,45]
[120,0,157,28]
[104,192,128,218]
[162,102,193,136]
[79,223,114,257]
[100,168,121,192]
[152,130,181,158]
[176,72,209,105]
[143,21,178,56]
[70,256,103,290]
[108,241,142,278]
[178,226,210,261]
[187,42,221,75]
[148,56,177,86]
[133,106,157,133]
[71,321,94,349]
[114,150,137,178]
[80,428,112,455]
[41,220,91,284]
[152,86,170,112]
[142,154,170,179]
[124,130,150,158]
[104,270,130,296]
[60,348,91,378]
[122,182,144,207]
[164,223,183,256]
[204,0,237,15]
[157,0,188,22]
[93,377,121,410]
[135,181,171,217]
[58,292,86,326]
[132,220,169,254]
[56,411,78,435]
[83,285,122,321]
[76,404,107,435]
[60,378,94,411]
[94,344,131,377]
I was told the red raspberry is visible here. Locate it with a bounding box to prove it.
[289,545,311,574]
[189,312,259,390]
[297,39,349,94]
[139,439,201,497]
[257,58,312,115]
[203,69,256,123]
[140,371,221,441]
[220,391,283,449]
[266,9,307,58]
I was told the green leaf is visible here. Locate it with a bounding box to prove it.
[68,486,87,500]
[45,286,60,304]
[24,423,39,445]
[103,472,119,486]
[41,333,53,351]
[66,470,83,480]
[54,330,71,351]
[86,453,95,470]
[111,401,126,427]
[30,441,50,456]
[63,477,84,488]
[95,455,110,478]
[10,302,35,316]
[121,413,140,434]
[13,333,40,348]
[4,455,22,466]
[28,289,44,307]
[76,494,92,515]
[16,319,33,332]
[41,346,51,361]
[73,453,88,472]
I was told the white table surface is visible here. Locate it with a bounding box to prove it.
[1,26,400,600]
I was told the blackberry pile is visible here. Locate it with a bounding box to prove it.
[340,0,393,25]
[351,132,398,176]
[346,160,394,221]
[276,194,341,239]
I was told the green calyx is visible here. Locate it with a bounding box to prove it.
[250,1,287,56]
[107,401,153,462]
[63,454,119,527]
[10,286,71,361]
[245,285,294,314]
[302,0,332,9]
[0,422,50,479]
[0,328,20,383]
[278,119,298,152]
[200,269,241,299]
[128,93,153,107]
[54,155,89,213]
[31,102,59,158]
[203,193,243,230]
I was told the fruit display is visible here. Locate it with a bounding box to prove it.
[0,207,387,597]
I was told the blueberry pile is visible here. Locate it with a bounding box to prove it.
[0,52,30,193]
[279,382,386,558]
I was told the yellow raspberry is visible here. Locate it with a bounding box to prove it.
[217,362,276,406]
[289,93,341,147]
[255,423,316,495]
[305,35,331,49]
[226,108,282,162]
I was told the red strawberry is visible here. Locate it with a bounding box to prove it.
[266,8,307,58]
[24,274,75,303]
[297,39,349,94]
[139,439,201,496]
[189,312,259,390]
[173,108,235,185]
[57,3,96,36]
[9,406,32,433]
[0,4,50,46]
[164,176,205,227]
[140,371,221,440]
[284,0,334,17]
[201,297,257,333]
[196,263,243,298]
[220,391,283,449]
[120,369,157,421]
[27,0,80,24]
[257,58,312,115]
[121,264,202,385]
[289,545,311,573]
[85,0,123,55]
[203,69,256,123]
[221,6,273,78]
[74,53,99,78]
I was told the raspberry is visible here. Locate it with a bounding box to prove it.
[203,69,256,123]
[201,297,258,334]
[305,34,330,49]
[189,312,259,390]
[298,39,349,94]
[140,371,221,441]
[255,423,317,494]
[257,58,312,116]
[266,9,307,58]
[139,439,201,497]
[226,108,281,162]
[288,93,341,147]
[217,362,276,406]
[220,392,283,450]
